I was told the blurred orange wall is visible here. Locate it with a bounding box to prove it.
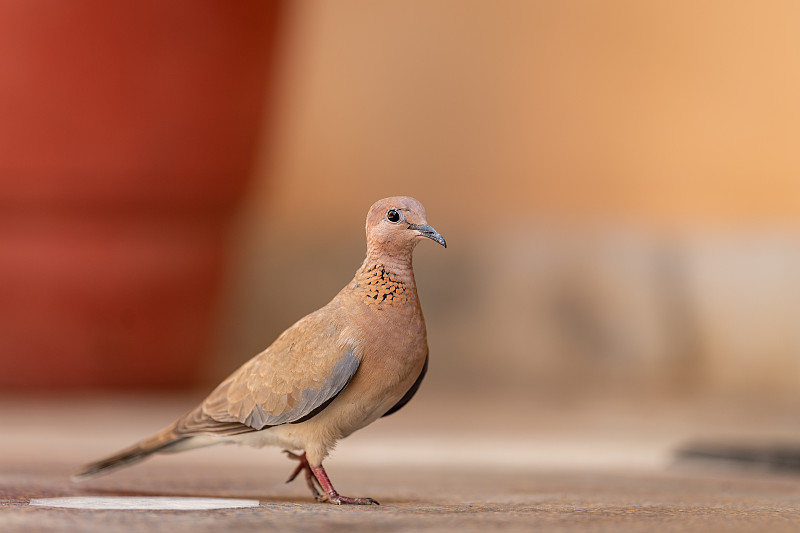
[217,1,800,403]
[253,0,800,231]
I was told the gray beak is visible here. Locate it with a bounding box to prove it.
[408,223,447,248]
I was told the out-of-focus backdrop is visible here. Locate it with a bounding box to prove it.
[6,5,800,527]
[228,0,800,411]
[4,0,800,415]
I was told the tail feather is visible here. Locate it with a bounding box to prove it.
[72,428,188,482]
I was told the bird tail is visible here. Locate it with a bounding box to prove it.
[71,426,189,482]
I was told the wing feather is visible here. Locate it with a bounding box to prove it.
[174,309,361,435]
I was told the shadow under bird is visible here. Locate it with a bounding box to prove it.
[74,196,446,505]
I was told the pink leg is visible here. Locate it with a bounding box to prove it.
[284,450,379,505]
[310,463,379,505]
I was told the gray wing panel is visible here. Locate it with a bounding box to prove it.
[243,348,361,429]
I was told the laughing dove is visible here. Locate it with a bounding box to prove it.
[74,196,446,505]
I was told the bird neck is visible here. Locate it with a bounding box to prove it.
[349,251,419,309]
[358,249,416,287]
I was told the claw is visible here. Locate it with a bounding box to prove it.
[283,450,306,483]
[285,462,304,484]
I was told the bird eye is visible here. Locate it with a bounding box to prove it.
[386,209,401,223]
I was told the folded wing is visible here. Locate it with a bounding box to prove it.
[176,311,361,435]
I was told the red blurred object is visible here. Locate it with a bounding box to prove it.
[0,1,283,388]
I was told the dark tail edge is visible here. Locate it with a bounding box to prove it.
[71,434,189,482]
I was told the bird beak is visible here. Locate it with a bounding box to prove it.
[408,223,447,248]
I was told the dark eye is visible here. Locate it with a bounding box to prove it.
[386,209,401,223]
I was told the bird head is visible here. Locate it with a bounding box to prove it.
[365,197,447,256]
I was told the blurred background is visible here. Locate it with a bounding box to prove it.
[3,0,800,467]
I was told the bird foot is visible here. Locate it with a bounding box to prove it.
[283,450,379,505]
[309,462,379,505]
[283,450,325,501]
[326,494,381,506]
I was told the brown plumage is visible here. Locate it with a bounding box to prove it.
[73,196,446,505]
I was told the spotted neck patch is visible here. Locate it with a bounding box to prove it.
[356,264,411,307]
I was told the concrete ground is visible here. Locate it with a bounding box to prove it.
[3,391,800,532]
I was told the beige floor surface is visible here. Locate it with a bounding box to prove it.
[2,391,800,532]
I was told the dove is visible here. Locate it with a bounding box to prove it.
[73,196,446,505]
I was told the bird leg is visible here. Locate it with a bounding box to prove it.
[283,450,379,505]
[283,450,324,501]
[309,463,380,505]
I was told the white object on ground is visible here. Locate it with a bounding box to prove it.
[29,496,260,510]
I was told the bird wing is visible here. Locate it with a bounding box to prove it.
[175,309,361,435]
[381,353,428,417]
